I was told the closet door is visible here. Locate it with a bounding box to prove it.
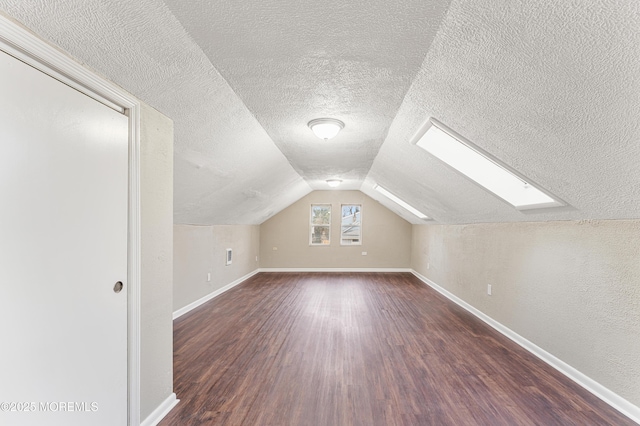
[0,48,128,425]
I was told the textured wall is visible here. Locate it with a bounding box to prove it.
[140,103,174,420]
[260,190,411,269]
[411,220,640,407]
[173,224,260,312]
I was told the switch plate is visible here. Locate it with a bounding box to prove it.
[362,251,367,256]
[487,284,492,295]
[207,272,211,282]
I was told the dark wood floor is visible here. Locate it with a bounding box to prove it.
[160,272,634,425]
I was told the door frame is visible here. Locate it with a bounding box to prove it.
[0,14,142,426]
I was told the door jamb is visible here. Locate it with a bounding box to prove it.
[0,14,142,426]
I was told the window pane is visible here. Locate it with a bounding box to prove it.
[416,122,561,209]
[341,204,362,245]
[310,204,331,245]
[341,205,361,226]
[311,226,330,245]
[311,205,331,225]
[341,226,361,244]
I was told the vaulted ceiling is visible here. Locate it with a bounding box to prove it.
[1,0,638,225]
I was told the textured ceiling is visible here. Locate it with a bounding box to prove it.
[364,0,640,224]
[163,0,450,190]
[0,0,638,225]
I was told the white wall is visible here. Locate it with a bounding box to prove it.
[173,224,260,312]
[411,220,640,408]
[259,190,412,269]
[140,103,174,420]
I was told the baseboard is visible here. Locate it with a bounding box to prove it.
[410,270,640,425]
[173,269,260,320]
[140,393,179,426]
[258,267,412,273]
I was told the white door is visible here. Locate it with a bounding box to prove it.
[0,48,128,425]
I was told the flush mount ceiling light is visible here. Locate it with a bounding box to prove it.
[326,179,342,188]
[308,118,344,140]
[373,184,429,220]
[414,118,564,210]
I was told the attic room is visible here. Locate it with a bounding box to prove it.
[0,1,638,425]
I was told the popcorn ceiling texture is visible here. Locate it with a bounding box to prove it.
[0,0,311,225]
[365,0,640,224]
[163,0,450,190]
[0,0,638,225]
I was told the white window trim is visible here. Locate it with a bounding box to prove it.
[309,204,331,246]
[340,204,362,246]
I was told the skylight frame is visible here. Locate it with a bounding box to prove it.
[373,185,430,220]
[413,118,565,211]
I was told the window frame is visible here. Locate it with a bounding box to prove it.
[340,204,362,246]
[413,118,566,211]
[309,204,331,246]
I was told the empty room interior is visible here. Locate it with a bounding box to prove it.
[0,1,639,425]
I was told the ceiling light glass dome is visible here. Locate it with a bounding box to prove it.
[308,118,344,140]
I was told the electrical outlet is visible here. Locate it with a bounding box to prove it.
[487,284,492,296]
[207,272,211,282]
[427,262,430,270]
[255,256,258,262]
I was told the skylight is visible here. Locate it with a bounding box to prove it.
[415,119,562,210]
[373,185,429,219]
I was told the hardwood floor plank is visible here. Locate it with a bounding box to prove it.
[160,273,635,425]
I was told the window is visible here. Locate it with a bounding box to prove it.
[373,185,429,219]
[341,204,362,245]
[310,204,331,245]
[415,119,563,210]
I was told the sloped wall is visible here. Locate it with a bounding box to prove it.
[411,220,640,408]
[260,190,411,269]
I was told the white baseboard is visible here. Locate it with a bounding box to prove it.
[259,267,411,273]
[140,393,179,426]
[173,269,260,320]
[410,270,640,425]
